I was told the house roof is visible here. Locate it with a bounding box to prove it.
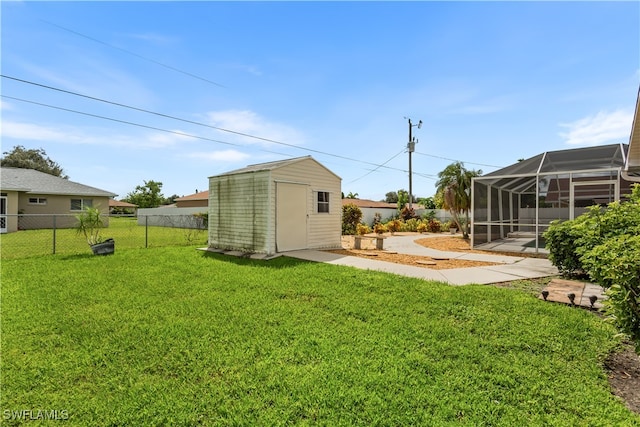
[342,198,397,209]
[210,156,341,180]
[109,199,137,208]
[0,167,116,197]
[176,190,209,201]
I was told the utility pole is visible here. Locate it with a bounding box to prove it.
[406,118,422,210]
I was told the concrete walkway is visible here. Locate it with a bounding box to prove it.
[285,234,559,286]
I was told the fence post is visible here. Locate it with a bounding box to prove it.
[145,215,148,248]
[53,215,57,255]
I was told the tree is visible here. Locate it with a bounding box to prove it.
[435,162,482,239]
[417,196,436,210]
[397,189,409,211]
[1,145,67,178]
[346,192,359,199]
[123,180,166,208]
[384,191,398,203]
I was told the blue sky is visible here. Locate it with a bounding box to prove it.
[2,1,639,201]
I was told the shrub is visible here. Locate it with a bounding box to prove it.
[416,222,428,233]
[386,219,401,234]
[342,203,363,235]
[400,206,416,221]
[373,223,387,234]
[356,223,371,236]
[427,219,442,233]
[545,184,640,351]
[580,235,640,351]
[403,218,420,232]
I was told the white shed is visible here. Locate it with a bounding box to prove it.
[208,156,342,255]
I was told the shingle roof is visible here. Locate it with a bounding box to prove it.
[0,167,116,197]
[176,190,209,201]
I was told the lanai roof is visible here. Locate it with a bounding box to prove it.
[475,143,629,192]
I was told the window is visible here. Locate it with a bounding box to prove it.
[28,197,47,205]
[317,191,330,213]
[70,198,93,211]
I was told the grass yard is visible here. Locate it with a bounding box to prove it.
[0,217,207,259]
[1,246,639,426]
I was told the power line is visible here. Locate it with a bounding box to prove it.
[347,149,406,184]
[2,75,412,174]
[2,95,297,159]
[413,150,502,169]
[3,75,493,183]
[40,20,225,88]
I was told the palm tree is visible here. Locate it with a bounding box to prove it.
[435,162,482,239]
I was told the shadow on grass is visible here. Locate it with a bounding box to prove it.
[199,250,316,269]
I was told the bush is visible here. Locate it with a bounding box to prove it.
[373,223,387,234]
[400,206,416,221]
[342,203,363,235]
[356,223,371,236]
[417,222,428,233]
[403,218,420,232]
[427,219,442,233]
[580,235,640,351]
[544,184,640,351]
[386,219,401,234]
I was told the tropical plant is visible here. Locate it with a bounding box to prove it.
[386,219,401,234]
[373,222,387,234]
[435,162,482,239]
[342,203,363,235]
[356,223,371,235]
[75,207,105,246]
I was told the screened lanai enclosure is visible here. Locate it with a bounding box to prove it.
[471,143,634,253]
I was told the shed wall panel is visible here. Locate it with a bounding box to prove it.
[209,172,270,253]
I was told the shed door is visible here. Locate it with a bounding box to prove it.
[276,182,308,252]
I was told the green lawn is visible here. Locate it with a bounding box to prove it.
[1,246,638,426]
[0,216,207,259]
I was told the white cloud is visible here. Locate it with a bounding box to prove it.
[0,100,13,111]
[0,120,191,149]
[559,110,633,146]
[186,149,249,162]
[205,110,304,146]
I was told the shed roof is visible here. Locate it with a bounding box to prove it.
[210,156,341,180]
[0,167,116,197]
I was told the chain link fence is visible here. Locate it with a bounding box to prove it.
[0,214,208,260]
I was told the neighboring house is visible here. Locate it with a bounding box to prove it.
[109,199,138,215]
[0,167,116,233]
[175,190,209,208]
[624,86,640,182]
[208,156,341,255]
